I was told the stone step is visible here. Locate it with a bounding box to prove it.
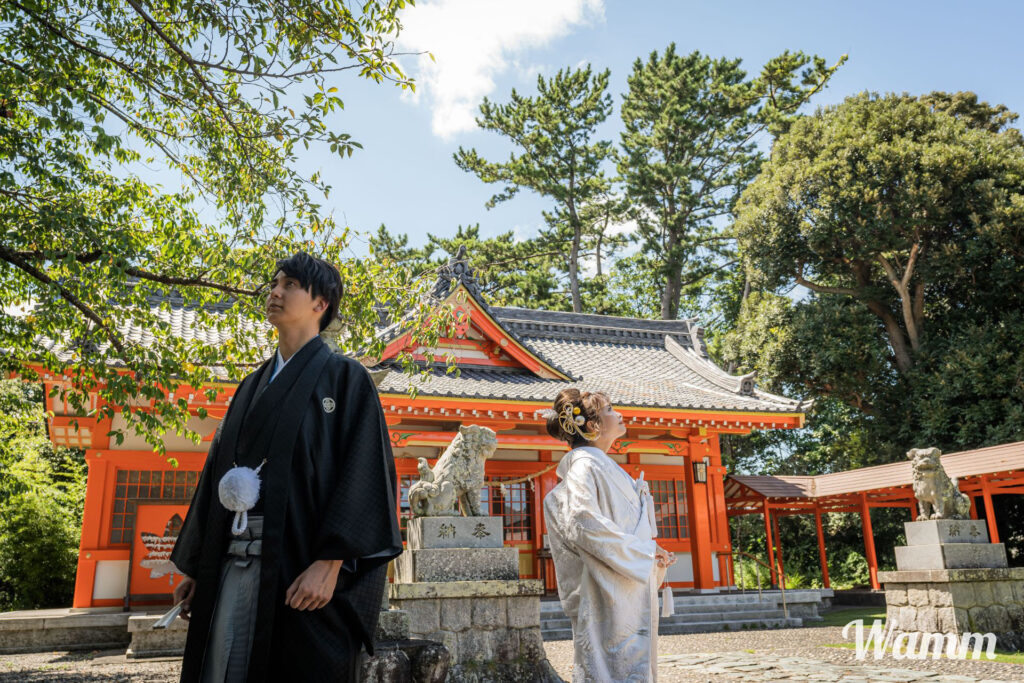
[541,618,571,630]
[540,616,804,640]
[540,600,783,620]
[540,608,790,632]
[660,609,789,625]
[0,609,133,654]
[658,616,803,635]
[394,547,519,583]
[541,628,574,641]
[659,602,784,616]
[125,609,414,659]
[539,590,821,613]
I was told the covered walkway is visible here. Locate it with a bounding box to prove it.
[724,441,1024,589]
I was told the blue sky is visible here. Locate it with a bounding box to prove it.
[295,0,1024,257]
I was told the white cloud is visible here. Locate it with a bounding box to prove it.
[607,217,637,237]
[397,0,605,140]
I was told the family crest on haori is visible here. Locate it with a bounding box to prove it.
[408,424,498,517]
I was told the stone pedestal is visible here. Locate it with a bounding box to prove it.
[390,517,560,682]
[880,519,1024,651]
[894,520,1007,571]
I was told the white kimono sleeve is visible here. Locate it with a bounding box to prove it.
[559,459,658,584]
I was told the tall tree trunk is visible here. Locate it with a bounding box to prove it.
[865,300,914,375]
[660,229,682,319]
[727,272,752,373]
[569,224,583,313]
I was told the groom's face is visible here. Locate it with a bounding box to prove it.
[266,270,325,331]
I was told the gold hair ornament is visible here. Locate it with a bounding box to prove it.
[559,402,599,441]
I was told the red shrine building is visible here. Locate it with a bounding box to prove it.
[43,254,806,609]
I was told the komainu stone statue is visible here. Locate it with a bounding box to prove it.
[408,425,498,517]
[909,447,971,520]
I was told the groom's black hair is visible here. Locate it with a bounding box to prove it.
[273,252,343,332]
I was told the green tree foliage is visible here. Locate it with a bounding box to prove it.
[454,66,615,313]
[728,92,1024,460]
[1,0,441,449]
[0,380,86,610]
[735,92,1024,377]
[618,46,844,319]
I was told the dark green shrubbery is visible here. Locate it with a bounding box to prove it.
[0,380,86,611]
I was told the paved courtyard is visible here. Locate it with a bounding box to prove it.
[2,623,1023,682]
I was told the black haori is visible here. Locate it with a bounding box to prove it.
[171,336,403,682]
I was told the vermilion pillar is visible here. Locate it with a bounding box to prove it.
[981,476,1000,543]
[814,506,830,589]
[73,450,110,608]
[763,501,778,587]
[536,460,560,593]
[708,435,732,587]
[859,492,879,590]
[772,512,786,588]
[686,435,715,591]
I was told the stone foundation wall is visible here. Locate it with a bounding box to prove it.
[880,568,1024,651]
[392,594,543,665]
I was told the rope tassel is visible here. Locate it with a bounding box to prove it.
[661,585,675,618]
[218,461,265,536]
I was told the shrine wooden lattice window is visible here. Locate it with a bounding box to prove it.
[649,479,689,539]
[110,469,198,545]
[481,478,533,543]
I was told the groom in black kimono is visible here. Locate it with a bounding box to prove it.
[170,252,403,682]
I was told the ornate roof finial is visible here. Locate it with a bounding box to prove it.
[431,245,484,300]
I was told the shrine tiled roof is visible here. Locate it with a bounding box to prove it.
[372,248,805,415]
[375,305,805,414]
[36,298,268,379]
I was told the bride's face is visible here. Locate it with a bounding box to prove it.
[590,399,626,442]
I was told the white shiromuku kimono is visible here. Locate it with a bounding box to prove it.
[544,446,665,682]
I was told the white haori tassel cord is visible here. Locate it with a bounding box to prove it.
[218,460,265,536]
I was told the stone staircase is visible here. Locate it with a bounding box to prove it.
[540,589,832,641]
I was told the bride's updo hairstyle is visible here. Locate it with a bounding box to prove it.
[543,388,609,448]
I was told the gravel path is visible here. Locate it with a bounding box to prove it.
[3,625,1023,682]
[544,625,1024,682]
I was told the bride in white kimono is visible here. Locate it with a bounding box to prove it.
[542,389,676,682]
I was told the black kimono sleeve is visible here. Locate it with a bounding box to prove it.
[170,427,220,578]
[170,374,246,577]
[313,363,402,568]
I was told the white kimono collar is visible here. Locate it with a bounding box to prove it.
[558,446,641,506]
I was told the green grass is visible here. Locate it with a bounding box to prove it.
[823,641,1024,664]
[816,607,887,627]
